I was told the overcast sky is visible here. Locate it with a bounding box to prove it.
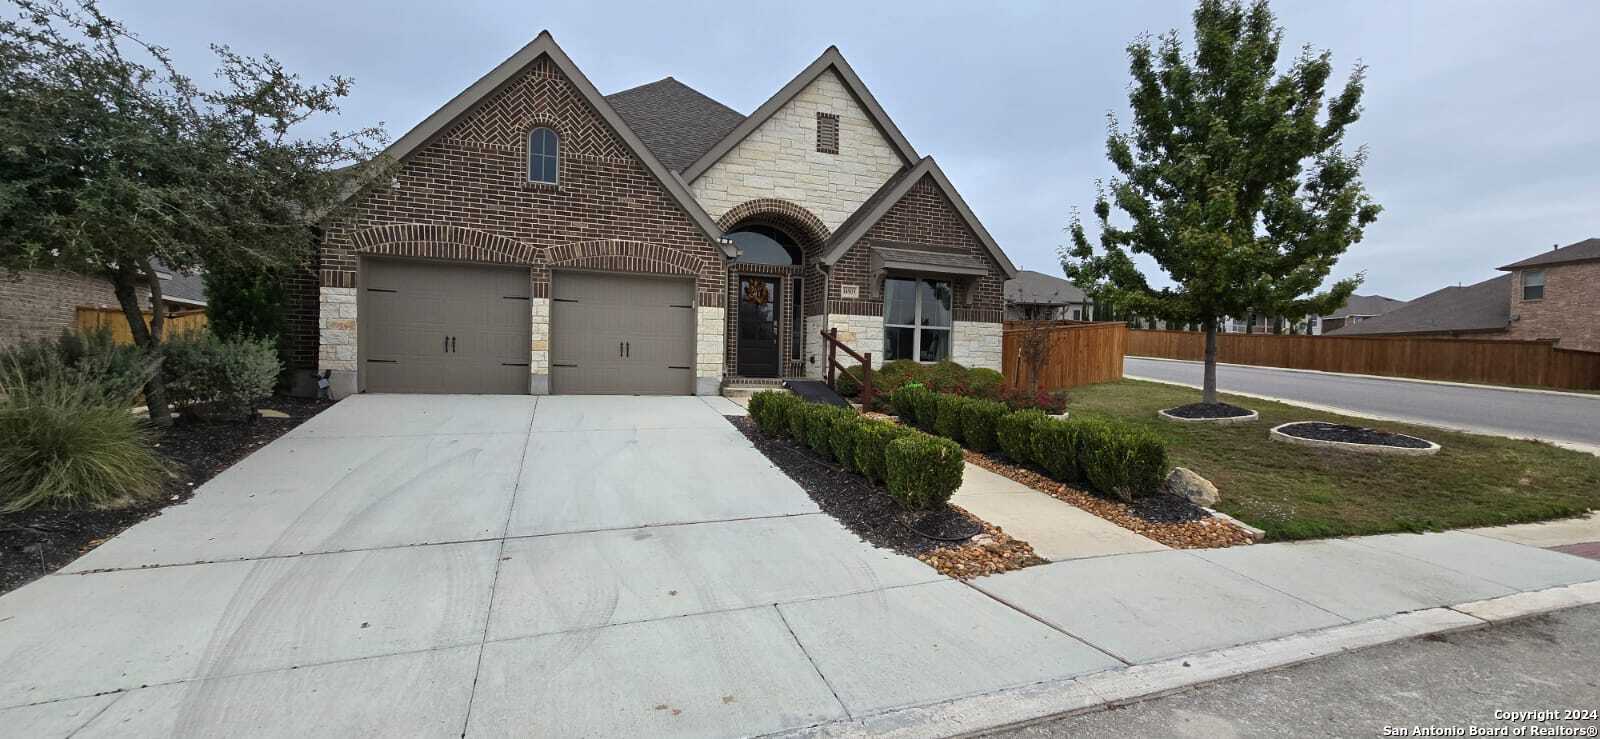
[105,0,1599,301]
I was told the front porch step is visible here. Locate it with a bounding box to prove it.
[721,376,809,400]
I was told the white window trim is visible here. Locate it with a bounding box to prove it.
[884,277,953,363]
[1522,269,1545,301]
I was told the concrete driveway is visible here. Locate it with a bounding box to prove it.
[0,394,1118,737]
[1125,357,1600,448]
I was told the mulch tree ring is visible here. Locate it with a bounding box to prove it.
[963,450,1256,549]
[1158,402,1260,424]
[1271,421,1441,456]
[0,396,334,596]
[727,416,1044,578]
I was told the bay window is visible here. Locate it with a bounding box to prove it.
[884,277,953,362]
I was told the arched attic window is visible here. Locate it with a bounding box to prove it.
[528,127,559,184]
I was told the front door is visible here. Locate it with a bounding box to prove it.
[736,276,781,377]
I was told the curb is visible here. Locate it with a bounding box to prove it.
[1157,407,1259,425]
[1124,356,1600,400]
[1123,374,1600,457]
[768,580,1600,739]
[1268,422,1441,456]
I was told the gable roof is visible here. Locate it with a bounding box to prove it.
[1324,293,1405,320]
[151,260,206,306]
[1327,275,1510,337]
[680,47,920,183]
[351,32,733,258]
[819,157,1019,279]
[1006,270,1090,306]
[1499,237,1600,270]
[605,78,745,172]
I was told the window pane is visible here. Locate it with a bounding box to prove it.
[919,328,951,362]
[885,326,916,360]
[885,278,917,325]
[541,156,558,183]
[728,227,800,265]
[919,280,952,327]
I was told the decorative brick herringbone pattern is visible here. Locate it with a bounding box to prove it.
[442,58,628,161]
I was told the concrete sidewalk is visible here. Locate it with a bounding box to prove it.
[4,395,1600,737]
[952,464,1167,561]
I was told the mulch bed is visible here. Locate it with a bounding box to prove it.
[0,396,333,595]
[963,451,1255,549]
[1164,402,1256,419]
[728,416,1044,579]
[1276,421,1434,449]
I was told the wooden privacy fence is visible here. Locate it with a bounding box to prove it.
[75,306,208,345]
[1124,329,1600,391]
[1002,321,1127,391]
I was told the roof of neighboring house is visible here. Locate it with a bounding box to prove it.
[1005,270,1090,305]
[151,260,206,307]
[1323,293,1405,320]
[604,78,745,172]
[1499,237,1600,270]
[1326,274,1510,337]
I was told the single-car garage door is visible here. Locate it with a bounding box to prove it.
[550,271,695,395]
[360,259,531,394]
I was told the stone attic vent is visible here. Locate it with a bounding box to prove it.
[816,112,840,154]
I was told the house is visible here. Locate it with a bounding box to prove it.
[296,32,1018,397]
[0,262,206,349]
[1004,270,1093,321]
[1327,238,1600,352]
[1314,294,1406,335]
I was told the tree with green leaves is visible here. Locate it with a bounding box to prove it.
[0,0,385,424]
[1064,0,1380,405]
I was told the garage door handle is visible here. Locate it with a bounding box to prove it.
[451,336,457,353]
[444,336,449,353]
[625,341,630,358]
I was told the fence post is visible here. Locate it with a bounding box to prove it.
[826,327,838,388]
[861,352,874,409]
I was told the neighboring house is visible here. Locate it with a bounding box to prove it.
[1315,294,1406,335]
[1004,270,1093,321]
[0,262,205,349]
[298,32,1018,397]
[1328,237,1600,352]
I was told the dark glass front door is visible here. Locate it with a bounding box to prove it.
[737,276,781,377]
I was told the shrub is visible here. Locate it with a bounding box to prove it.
[0,327,153,402]
[829,414,868,472]
[932,393,966,443]
[161,329,280,422]
[0,360,167,512]
[1031,419,1084,482]
[923,360,971,394]
[204,261,287,343]
[966,368,1004,399]
[874,359,927,395]
[885,433,964,510]
[996,409,1051,465]
[1080,425,1169,502]
[749,390,799,437]
[801,404,853,460]
[999,386,1069,413]
[889,384,930,421]
[910,388,941,431]
[958,398,1009,453]
[855,421,915,484]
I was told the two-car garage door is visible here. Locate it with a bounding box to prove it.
[360,259,694,395]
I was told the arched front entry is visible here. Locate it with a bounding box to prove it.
[719,200,831,379]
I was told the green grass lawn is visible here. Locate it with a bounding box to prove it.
[1064,380,1600,541]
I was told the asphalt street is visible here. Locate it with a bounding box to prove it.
[993,604,1600,738]
[1125,357,1600,448]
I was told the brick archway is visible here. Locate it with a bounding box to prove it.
[349,224,536,264]
[545,239,706,277]
[717,199,831,249]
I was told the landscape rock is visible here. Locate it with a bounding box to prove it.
[1164,467,1219,507]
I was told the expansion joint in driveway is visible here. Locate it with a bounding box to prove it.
[775,605,852,720]
[459,398,539,737]
[958,580,1131,667]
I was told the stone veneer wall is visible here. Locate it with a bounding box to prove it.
[695,306,726,394]
[318,286,358,395]
[952,320,1003,371]
[690,70,904,232]
[530,297,550,393]
[803,314,826,378]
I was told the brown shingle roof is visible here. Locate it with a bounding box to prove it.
[1499,238,1600,270]
[1323,293,1405,320]
[605,78,745,172]
[1327,275,1510,336]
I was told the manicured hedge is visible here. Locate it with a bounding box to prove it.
[885,434,964,510]
[1032,419,1084,482]
[958,397,1009,453]
[910,388,941,431]
[803,404,853,460]
[830,414,868,472]
[889,384,927,419]
[749,390,802,437]
[1080,424,1168,502]
[932,393,966,443]
[855,421,916,484]
[996,409,1050,465]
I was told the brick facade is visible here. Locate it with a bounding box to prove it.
[305,54,729,394]
[1503,262,1600,352]
[0,270,151,349]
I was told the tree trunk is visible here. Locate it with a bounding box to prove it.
[1202,319,1219,405]
[110,263,171,427]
